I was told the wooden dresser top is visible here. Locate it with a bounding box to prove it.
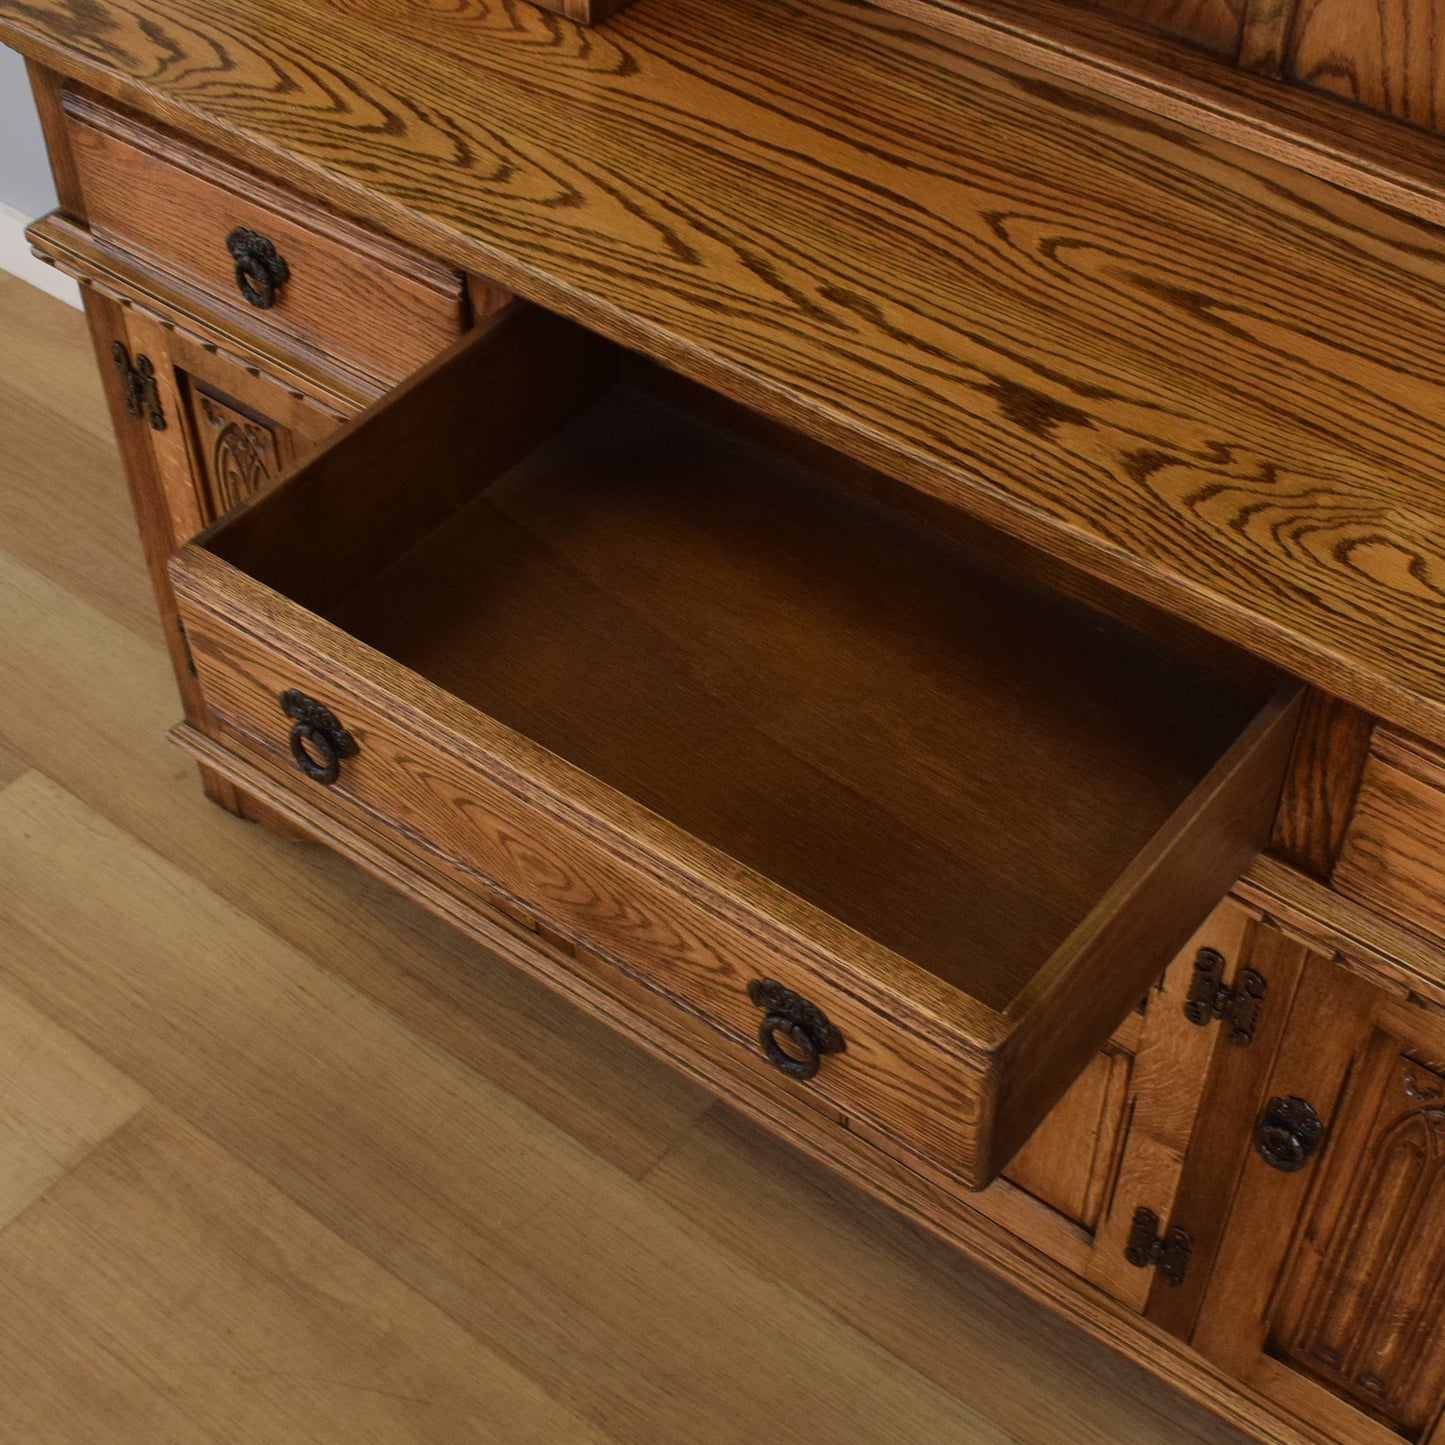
[7,0,1445,744]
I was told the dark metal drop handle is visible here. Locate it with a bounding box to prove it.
[747,978,845,1083]
[279,690,357,786]
[1256,1095,1324,1173]
[227,226,291,309]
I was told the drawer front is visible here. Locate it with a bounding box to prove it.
[64,94,467,386]
[1334,728,1445,945]
[177,596,1000,1187]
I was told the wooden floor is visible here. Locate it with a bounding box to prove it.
[0,270,1251,1445]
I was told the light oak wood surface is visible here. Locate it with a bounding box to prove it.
[11,0,1445,755]
[0,269,1253,1440]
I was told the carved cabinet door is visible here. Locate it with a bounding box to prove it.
[1192,937,1445,1444]
[107,302,350,546]
[968,899,1258,1311]
[85,288,358,825]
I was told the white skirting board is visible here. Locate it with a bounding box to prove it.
[0,202,81,307]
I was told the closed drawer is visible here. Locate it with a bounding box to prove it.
[1333,728,1445,944]
[170,303,1301,1189]
[62,93,468,388]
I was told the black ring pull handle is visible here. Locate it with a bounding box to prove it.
[227,227,291,309]
[279,690,357,786]
[746,978,845,1082]
[1256,1095,1324,1173]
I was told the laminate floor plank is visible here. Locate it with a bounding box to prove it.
[0,771,1024,1445]
[0,739,25,786]
[0,968,147,1233]
[0,1105,611,1444]
[0,274,112,442]
[0,276,158,640]
[0,547,709,1180]
[647,1104,1251,1445]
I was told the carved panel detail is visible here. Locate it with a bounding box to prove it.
[1275,1052,1445,1438]
[187,382,287,519]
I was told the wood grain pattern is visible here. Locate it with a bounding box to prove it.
[0,980,147,1233]
[173,604,1008,1188]
[1332,730,1445,948]
[647,1104,1248,1445]
[1193,959,1445,1445]
[0,1107,610,1444]
[28,211,382,416]
[1093,900,1253,1312]
[850,0,1445,226]
[314,363,1270,1010]
[1288,0,1445,130]
[0,741,24,787]
[1274,1045,1445,1437]
[24,61,85,216]
[10,0,1445,746]
[0,280,716,1182]
[1143,913,1311,1340]
[0,278,153,639]
[1239,855,1445,1009]
[1269,689,1374,877]
[78,286,336,830]
[123,306,340,543]
[1238,0,1298,72]
[0,546,713,1184]
[1067,0,1246,55]
[981,901,1250,1312]
[0,279,714,1185]
[1004,1043,1133,1231]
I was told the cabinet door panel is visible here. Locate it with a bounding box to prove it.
[1004,1040,1134,1234]
[1142,912,1313,1338]
[1274,1040,1445,1438]
[1195,943,1445,1443]
[119,307,344,541]
[972,900,1251,1310]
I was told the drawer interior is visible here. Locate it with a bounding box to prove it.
[203,303,1284,1015]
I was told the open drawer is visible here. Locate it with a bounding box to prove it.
[169,303,1301,1189]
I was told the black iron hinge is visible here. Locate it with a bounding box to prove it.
[1124,1206,1191,1288]
[1183,947,1265,1046]
[110,341,166,430]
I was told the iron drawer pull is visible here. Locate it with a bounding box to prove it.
[279,690,357,786]
[747,978,845,1082]
[227,227,291,309]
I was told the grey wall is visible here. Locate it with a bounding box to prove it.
[0,52,59,216]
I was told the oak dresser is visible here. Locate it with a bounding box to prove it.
[7,0,1445,1438]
